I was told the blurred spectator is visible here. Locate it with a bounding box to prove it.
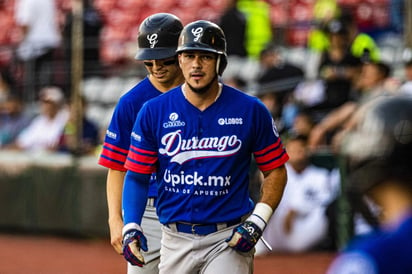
[218,0,247,58]
[307,0,341,53]
[340,10,380,63]
[255,135,340,254]
[308,61,393,152]
[306,7,380,80]
[63,0,103,94]
[217,0,248,84]
[14,0,62,101]
[351,61,395,101]
[11,86,69,152]
[308,9,380,62]
[256,88,284,133]
[0,93,33,148]
[256,43,279,78]
[288,110,316,138]
[218,0,274,86]
[237,0,273,60]
[307,18,362,122]
[255,44,305,131]
[257,44,305,94]
[58,95,99,155]
[399,59,412,96]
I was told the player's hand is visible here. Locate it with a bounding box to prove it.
[226,221,263,252]
[122,225,148,267]
[109,217,124,254]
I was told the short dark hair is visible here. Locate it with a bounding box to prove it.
[376,61,391,78]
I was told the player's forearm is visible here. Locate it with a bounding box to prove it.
[106,169,126,223]
[259,165,288,210]
[122,170,151,225]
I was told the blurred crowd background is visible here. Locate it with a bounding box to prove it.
[0,0,410,154]
[0,0,412,255]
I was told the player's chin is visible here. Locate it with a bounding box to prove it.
[188,80,204,89]
[154,75,173,83]
[152,71,168,79]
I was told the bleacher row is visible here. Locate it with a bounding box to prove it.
[82,75,140,131]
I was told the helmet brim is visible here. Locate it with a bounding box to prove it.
[176,45,225,56]
[135,48,177,60]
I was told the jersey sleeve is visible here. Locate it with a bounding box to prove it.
[124,103,158,174]
[252,100,289,172]
[98,98,135,171]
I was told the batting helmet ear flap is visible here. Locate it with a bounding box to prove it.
[217,55,227,76]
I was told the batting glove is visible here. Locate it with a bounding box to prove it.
[226,203,273,252]
[226,220,263,252]
[122,223,148,267]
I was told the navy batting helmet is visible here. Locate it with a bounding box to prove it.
[342,95,412,194]
[135,13,183,60]
[176,20,227,75]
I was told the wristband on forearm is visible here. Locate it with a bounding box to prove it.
[122,222,143,236]
[246,202,273,231]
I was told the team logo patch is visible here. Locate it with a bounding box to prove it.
[163,112,185,128]
[147,33,158,48]
[218,118,243,125]
[191,27,203,42]
[169,112,179,121]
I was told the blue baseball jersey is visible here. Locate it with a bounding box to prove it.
[98,76,161,198]
[327,214,412,274]
[124,84,289,225]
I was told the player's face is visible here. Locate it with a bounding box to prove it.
[143,57,181,84]
[178,51,218,92]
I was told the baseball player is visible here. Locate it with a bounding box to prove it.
[98,13,184,274]
[121,20,289,273]
[326,95,412,274]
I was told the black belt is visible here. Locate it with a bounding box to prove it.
[166,218,241,235]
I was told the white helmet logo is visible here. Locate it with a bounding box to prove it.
[191,27,203,42]
[147,34,158,48]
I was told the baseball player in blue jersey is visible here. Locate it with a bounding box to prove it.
[98,13,184,274]
[326,95,412,274]
[121,20,289,273]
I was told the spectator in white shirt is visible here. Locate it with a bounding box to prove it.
[14,0,61,99]
[12,86,69,152]
[255,134,340,254]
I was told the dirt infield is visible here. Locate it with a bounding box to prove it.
[0,233,336,274]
